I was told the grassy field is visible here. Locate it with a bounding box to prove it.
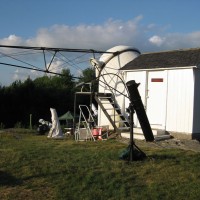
[0,129,200,200]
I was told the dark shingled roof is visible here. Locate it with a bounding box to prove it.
[121,48,200,70]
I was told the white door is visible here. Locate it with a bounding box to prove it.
[146,71,167,129]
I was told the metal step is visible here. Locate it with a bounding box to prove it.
[114,120,129,123]
[110,113,124,116]
[118,127,130,130]
[99,97,112,100]
[104,108,120,110]
[100,101,114,104]
[121,128,171,141]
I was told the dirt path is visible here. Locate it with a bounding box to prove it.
[118,137,200,153]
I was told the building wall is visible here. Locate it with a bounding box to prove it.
[165,69,194,134]
[125,68,195,135]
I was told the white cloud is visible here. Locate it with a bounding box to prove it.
[12,69,20,81]
[12,69,29,82]
[147,31,200,51]
[1,17,200,53]
[149,35,165,46]
[0,34,23,45]
[47,60,65,74]
[12,68,43,82]
[0,16,144,51]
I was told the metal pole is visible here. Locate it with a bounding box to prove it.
[73,93,77,134]
[125,80,149,161]
[89,83,93,123]
[29,114,32,130]
[129,103,134,161]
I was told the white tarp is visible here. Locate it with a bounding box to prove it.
[47,108,64,139]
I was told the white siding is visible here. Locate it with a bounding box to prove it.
[125,69,195,134]
[146,71,167,129]
[125,70,168,129]
[166,69,194,133]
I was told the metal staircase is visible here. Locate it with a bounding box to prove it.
[94,93,130,133]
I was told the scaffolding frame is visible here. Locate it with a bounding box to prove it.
[75,105,96,141]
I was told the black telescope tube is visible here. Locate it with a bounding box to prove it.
[126,80,154,142]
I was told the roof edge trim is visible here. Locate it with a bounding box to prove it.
[121,66,197,72]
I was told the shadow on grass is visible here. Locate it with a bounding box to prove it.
[0,171,22,186]
[147,153,177,161]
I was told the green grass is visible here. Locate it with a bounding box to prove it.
[0,130,200,200]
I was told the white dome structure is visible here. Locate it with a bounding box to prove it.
[91,45,140,128]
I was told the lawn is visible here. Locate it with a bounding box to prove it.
[0,129,200,200]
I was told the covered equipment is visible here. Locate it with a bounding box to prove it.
[48,108,64,139]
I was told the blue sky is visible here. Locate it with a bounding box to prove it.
[1,0,200,85]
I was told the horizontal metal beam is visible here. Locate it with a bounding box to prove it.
[0,45,114,54]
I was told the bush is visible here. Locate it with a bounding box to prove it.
[0,122,5,129]
[14,122,24,129]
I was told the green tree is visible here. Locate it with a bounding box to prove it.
[0,69,76,128]
[51,69,75,90]
[79,68,95,83]
[77,68,98,92]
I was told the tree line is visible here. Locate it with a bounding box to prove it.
[0,68,96,129]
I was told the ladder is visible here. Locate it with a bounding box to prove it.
[94,93,130,134]
[75,105,96,141]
